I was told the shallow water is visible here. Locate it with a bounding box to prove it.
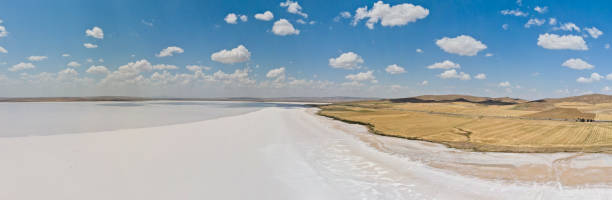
[0,101,302,137]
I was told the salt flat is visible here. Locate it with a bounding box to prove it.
[1,106,612,199]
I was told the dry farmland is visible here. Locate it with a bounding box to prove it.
[319,98,612,153]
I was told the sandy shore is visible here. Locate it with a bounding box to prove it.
[1,107,612,199]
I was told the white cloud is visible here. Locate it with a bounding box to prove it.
[186,65,209,72]
[499,81,511,87]
[438,69,470,80]
[385,64,405,74]
[67,61,81,67]
[420,80,428,85]
[603,86,612,92]
[426,60,460,69]
[577,73,603,83]
[86,65,110,74]
[87,58,94,63]
[272,19,300,36]
[8,62,35,72]
[85,26,104,39]
[0,25,7,38]
[525,18,545,28]
[211,45,251,64]
[416,48,423,53]
[329,52,364,69]
[485,53,493,57]
[557,22,581,32]
[83,43,98,48]
[254,11,274,21]
[266,67,286,81]
[27,56,48,62]
[502,24,509,30]
[436,35,487,56]
[280,0,308,18]
[57,68,78,81]
[548,18,557,25]
[607,73,612,80]
[562,58,594,70]
[225,13,238,24]
[585,27,603,39]
[0,46,7,54]
[141,19,154,27]
[152,64,178,70]
[340,11,351,18]
[500,9,528,17]
[352,1,429,29]
[537,33,587,50]
[534,6,548,14]
[606,43,610,49]
[156,46,184,57]
[475,73,487,79]
[345,71,376,83]
[62,53,70,57]
[98,58,104,63]
[239,15,248,22]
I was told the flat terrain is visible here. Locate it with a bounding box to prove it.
[318,94,612,153]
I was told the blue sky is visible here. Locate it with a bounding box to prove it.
[0,0,610,99]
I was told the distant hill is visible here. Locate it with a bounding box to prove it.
[389,94,527,105]
[516,94,612,110]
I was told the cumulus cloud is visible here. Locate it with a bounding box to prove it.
[499,81,511,87]
[585,27,603,39]
[385,64,405,74]
[186,65,210,72]
[0,46,6,53]
[254,11,274,21]
[352,1,428,29]
[537,33,587,50]
[562,58,594,70]
[438,69,470,80]
[67,61,81,67]
[156,46,184,57]
[485,53,493,57]
[83,43,98,48]
[239,15,248,22]
[436,35,487,56]
[280,0,308,18]
[86,65,110,75]
[577,73,603,83]
[0,25,7,38]
[8,62,35,72]
[329,52,364,70]
[57,68,78,81]
[475,73,487,79]
[225,13,238,24]
[426,60,460,69]
[266,67,286,81]
[62,53,70,57]
[556,22,581,32]
[211,45,251,64]
[502,24,509,30]
[500,9,528,17]
[272,19,300,36]
[416,48,423,53]
[152,64,178,70]
[420,80,428,85]
[85,26,104,39]
[345,71,377,83]
[27,56,47,62]
[534,6,548,14]
[525,18,545,28]
[549,18,557,25]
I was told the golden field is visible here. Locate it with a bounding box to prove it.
[318,95,612,153]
